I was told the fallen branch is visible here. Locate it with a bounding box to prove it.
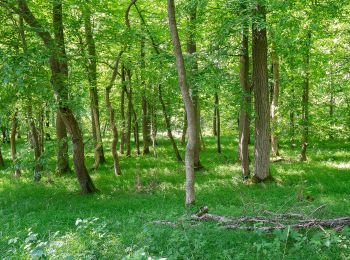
[225,217,350,231]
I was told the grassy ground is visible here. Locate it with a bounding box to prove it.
[1,136,350,259]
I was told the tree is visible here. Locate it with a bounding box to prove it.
[82,2,106,169]
[252,2,271,181]
[168,0,197,205]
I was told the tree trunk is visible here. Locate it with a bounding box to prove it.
[126,69,132,157]
[238,23,251,179]
[300,31,311,162]
[168,0,197,205]
[181,111,187,145]
[0,146,4,167]
[27,105,43,181]
[271,51,280,157]
[120,67,126,154]
[140,24,151,155]
[150,102,157,157]
[329,75,335,140]
[215,92,221,153]
[105,52,122,176]
[56,111,70,174]
[252,4,271,181]
[10,111,21,177]
[158,84,182,161]
[186,2,202,170]
[83,4,106,168]
[213,101,217,136]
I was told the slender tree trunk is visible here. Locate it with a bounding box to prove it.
[120,67,126,154]
[181,111,187,145]
[150,102,157,157]
[83,4,105,168]
[186,2,202,170]
[213,101,217,136]
[271,51,280,157]
[158,84,182,161]
[105,52,122,176]
[140,24,151,155]
[10,111,21,177]
[329,75,335,140]
[252,3,271,181]
[238,22,251,179]
[168,0,197,205]
[126,69,132,157]
[215,92,221,153]
[300,31,311,162]
[56,111,70,174]
[0,146,4,167]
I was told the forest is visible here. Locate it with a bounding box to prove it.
[0,0,350,258]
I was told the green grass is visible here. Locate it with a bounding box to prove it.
[1,137,350,259]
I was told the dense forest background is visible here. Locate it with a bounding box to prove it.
[1,0,350,259]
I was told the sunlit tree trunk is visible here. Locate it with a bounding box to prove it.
[186,1,202,170]
[83,3,106,168]
[168,0,197,205]
[252,3,271,181]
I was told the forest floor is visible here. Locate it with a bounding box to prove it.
[1,137,350,259]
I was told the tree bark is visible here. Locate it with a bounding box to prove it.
[213,102,217,136]
[168,0,197,205]
[271,51,280,157]
[300,31,311,162]
[186,2,202,170]
[238,23,251,179]
[10,111,21,177]
[18,0,97,193]
[83,4,106,168]
[252,4,271,181]
[181,111,187,145]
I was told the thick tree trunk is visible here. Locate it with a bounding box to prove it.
[252,4,271,181]
[271,51,280,157]
[10,111,21,177]
[83,5,106,168]
[300,31,311,162]
[158,84,182,161]
[215,92,221,153]
[186,3,202,170]
[168,0,197,205]
[238,22,251,179]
